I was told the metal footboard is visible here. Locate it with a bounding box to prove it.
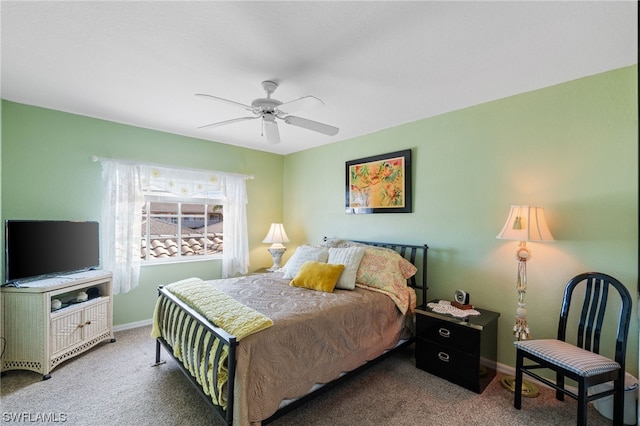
[154,286,238,425]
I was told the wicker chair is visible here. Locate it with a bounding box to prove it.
[513,272,632,425]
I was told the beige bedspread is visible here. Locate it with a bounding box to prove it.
[204,271,415,425]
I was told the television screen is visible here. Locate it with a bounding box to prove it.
[5,220,100,284]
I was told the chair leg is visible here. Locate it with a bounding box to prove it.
[577,380,588,426]
[514,350,523,409]
[613,376,624,426]
[556,372,565,401]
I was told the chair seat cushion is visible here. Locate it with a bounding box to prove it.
[514,339,620,378]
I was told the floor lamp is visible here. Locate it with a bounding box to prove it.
[496,205,555,397]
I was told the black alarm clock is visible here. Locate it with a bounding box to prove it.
[454,289,470,305]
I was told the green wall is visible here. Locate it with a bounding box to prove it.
[2,66,637,375]
[284,66,638,375]
[1,101,284,325]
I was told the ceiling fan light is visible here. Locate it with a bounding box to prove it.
[263,115,281,144]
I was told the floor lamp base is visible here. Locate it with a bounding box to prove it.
[500,375,540,398]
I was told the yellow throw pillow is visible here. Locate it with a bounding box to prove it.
[290,261,345,292]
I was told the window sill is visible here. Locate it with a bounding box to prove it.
[140,255,222,267]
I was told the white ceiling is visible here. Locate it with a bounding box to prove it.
[1,1,637,155]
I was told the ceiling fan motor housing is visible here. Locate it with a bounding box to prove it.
[251,98,282,114]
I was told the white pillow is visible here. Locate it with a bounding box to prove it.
[282,245,329,278]
[328,246,366,290]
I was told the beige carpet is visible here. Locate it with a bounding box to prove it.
[1,326,613,425]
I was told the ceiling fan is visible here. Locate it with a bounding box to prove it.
[196,81,339,144]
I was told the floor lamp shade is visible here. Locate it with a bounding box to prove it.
[496,206,554,243]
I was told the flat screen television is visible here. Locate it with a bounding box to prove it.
[5,220,100,284]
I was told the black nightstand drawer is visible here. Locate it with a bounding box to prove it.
[416,339,477,388]
[416,315,479,354]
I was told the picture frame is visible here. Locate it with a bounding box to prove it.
[345,149,412,214]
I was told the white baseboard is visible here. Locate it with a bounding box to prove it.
[113,318,152,332]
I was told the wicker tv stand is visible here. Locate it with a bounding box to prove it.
[1,270,115,379]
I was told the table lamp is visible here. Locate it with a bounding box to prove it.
[262,223,290,271]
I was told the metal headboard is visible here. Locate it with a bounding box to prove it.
[323,237,429,308]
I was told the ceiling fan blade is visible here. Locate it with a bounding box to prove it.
[283,115,339,136]
[278,95,324,114]
[196,93,257,113]
[263,116,281,144]
[197,116,258,129]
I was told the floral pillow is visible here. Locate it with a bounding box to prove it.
[398,256,418,279]
[321,238,353,249]
[355,247,417,314]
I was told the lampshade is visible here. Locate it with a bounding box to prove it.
[262,223,290,245]
[496,206,554,242]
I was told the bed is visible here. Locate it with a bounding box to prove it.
[152,238,428,425]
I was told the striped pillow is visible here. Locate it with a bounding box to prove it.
[328,246,366,290]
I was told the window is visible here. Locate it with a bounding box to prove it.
[100,159,249,293]
[140,197,224,262]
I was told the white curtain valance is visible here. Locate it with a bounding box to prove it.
[141,164,223,199]
[94,156,251,188]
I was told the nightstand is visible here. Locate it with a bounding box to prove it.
[252,267,273,275]
[415,301,500,393]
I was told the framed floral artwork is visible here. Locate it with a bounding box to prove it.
[345,149,412,214]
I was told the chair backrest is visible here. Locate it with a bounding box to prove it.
[557,272,632,371]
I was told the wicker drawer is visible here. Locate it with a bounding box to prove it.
[81,298,110,340]
[50,309,84,355]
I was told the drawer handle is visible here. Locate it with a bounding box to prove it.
[438,327,451,338]
[438,352,450,362]
[77,321,91,329]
